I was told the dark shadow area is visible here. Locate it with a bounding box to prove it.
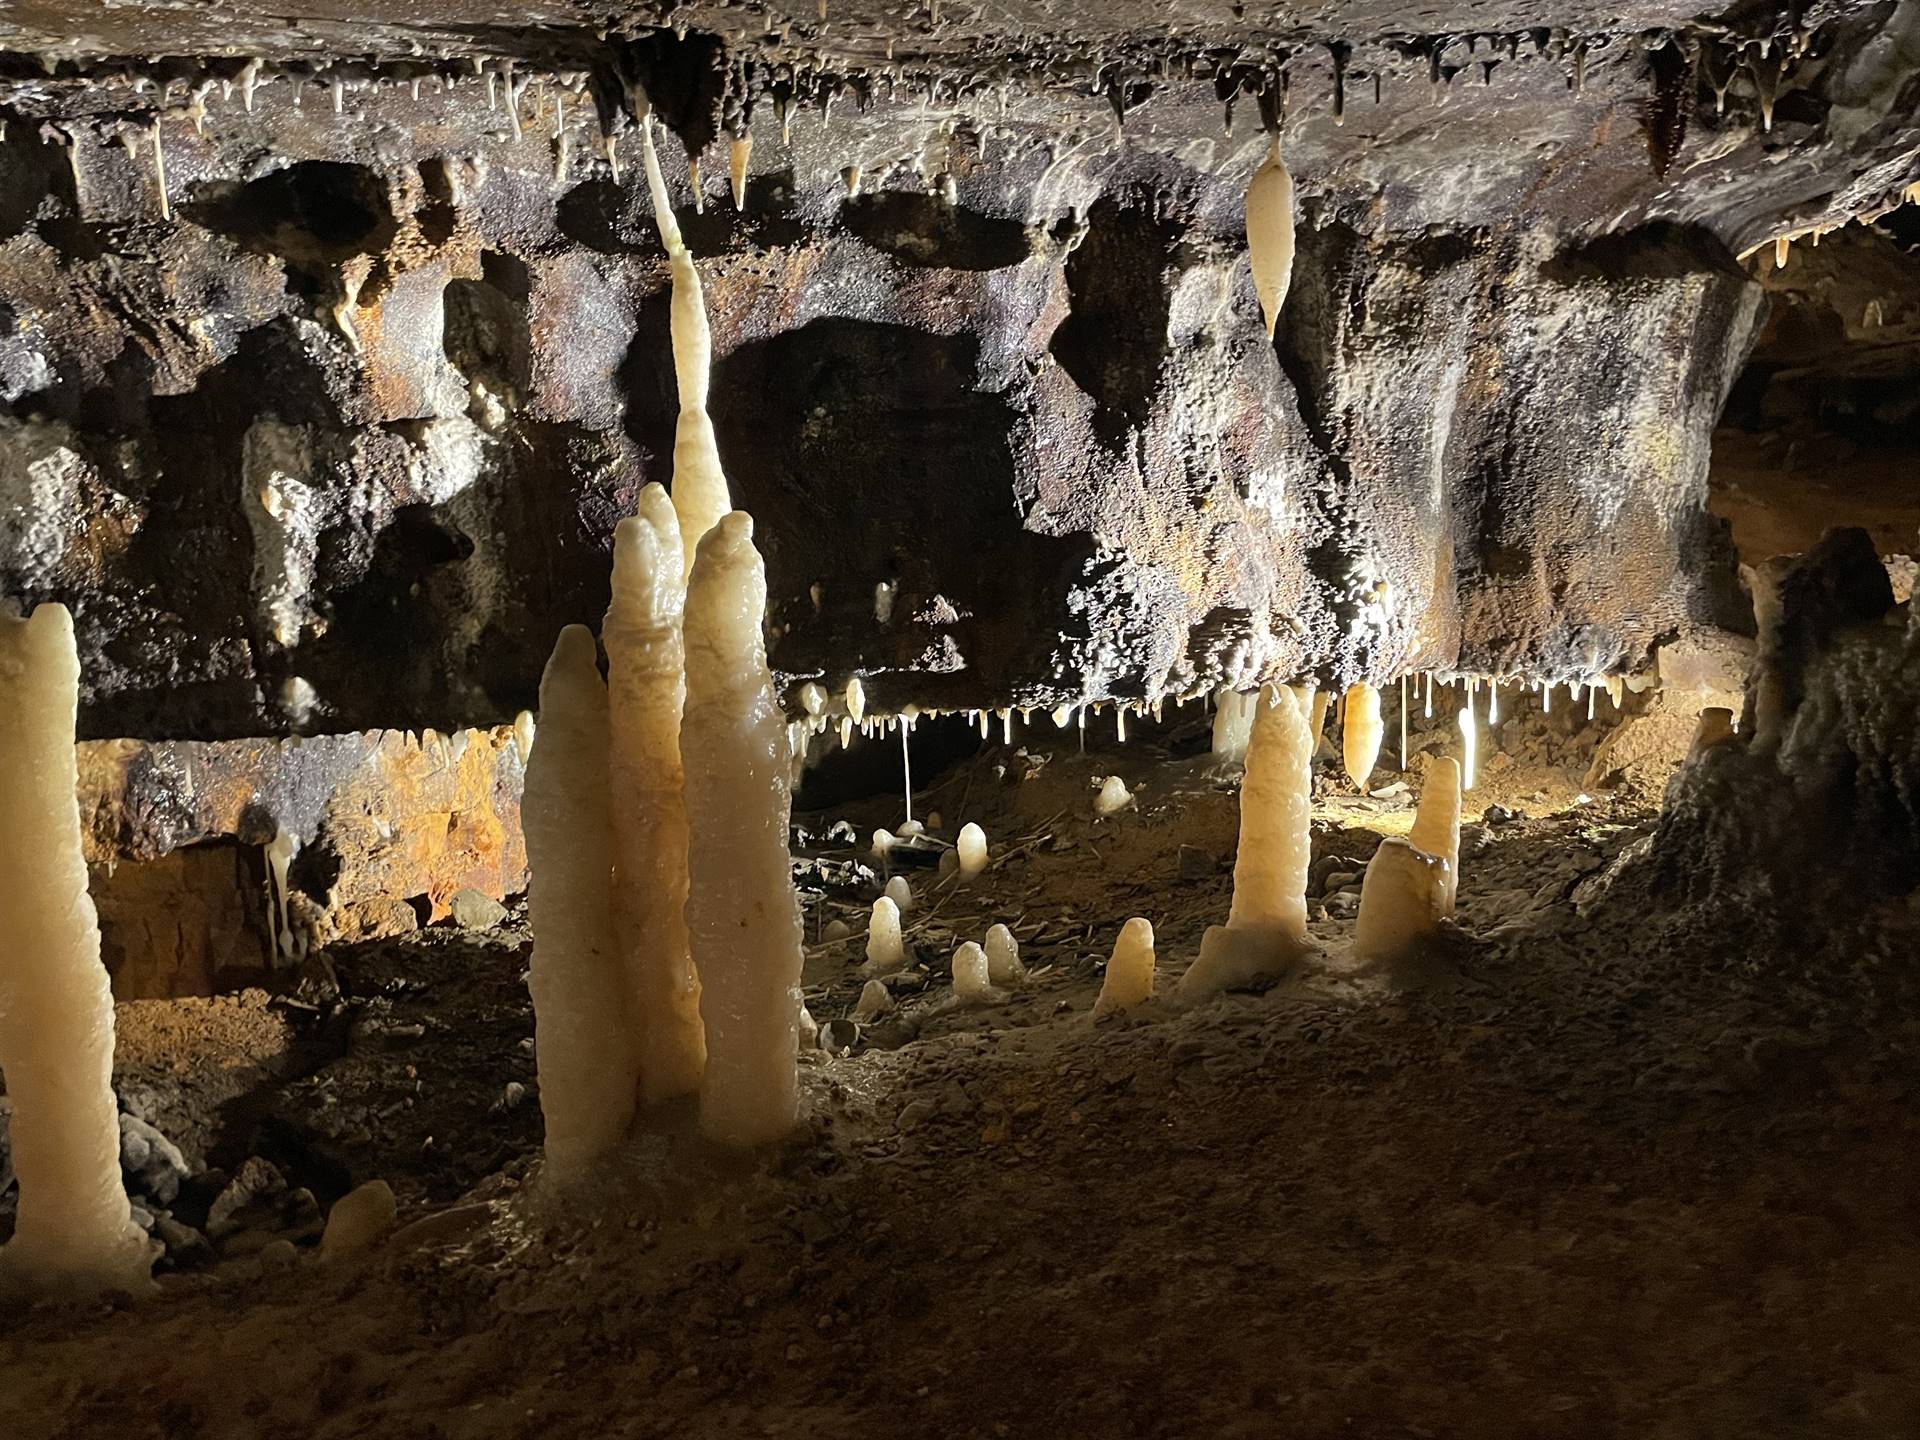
[185,160,395,266]
[622,311,1091,700]
[444,251,532,394]
[838,191,1030,270]
[557,172,807,256]
[795,711,984,812]
[1048,197,1181,451]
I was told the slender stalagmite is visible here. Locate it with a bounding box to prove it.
[682,513,806,1146]
[603,487,706,1106]
[1245,135,1296,338]
[1352,838,1449,964]
[1095,918,1157,1013]
[1343,681,1383,789]
[0,605,154,1297]
[1408,757,1461,918]
[525,625,637,1175]
[637,109,730,565]
[1180,686,1314,997]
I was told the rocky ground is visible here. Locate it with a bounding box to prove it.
[4,698,1919,1439]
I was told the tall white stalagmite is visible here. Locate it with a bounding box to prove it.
[1245,135,1296,339]
[1095,918,1157,1013]
[637,110,730,566]
[1352,838,1449,964]
[682,513,805,1146]
[0,605,154,1297]
[604,487,706,1106]
[1408,756,1462,918]
[525,625,637,1175]
[1342,681,1383,790]
[1180,685,1314,997]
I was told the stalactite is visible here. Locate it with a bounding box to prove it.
[682,514,806,1146]
[525,625,637,1176]
[0,605,156,1298]
[603,487,706,1108]
[1342,681,1383,789]
[1245,135,1296,340]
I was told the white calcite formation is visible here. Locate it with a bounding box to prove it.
[1342,681,1383,790]
[0,604,155,1297]
[682,513,807,1147]
[1459,702,1478,790]
[984,923,1025,985]
[604,486,707,1106]
[1408,757,1462,918]
[883,874,913,913]
[852,979,892,1022]
[951,942,991,999]
[955,822,989,878]
[1092,774,1134,815]
[637,111,730,567]
[1352,838,1450,965]
[525,625,638,1175]
[1095,917,1157,1014]
[1181,685,1314,998]
[864,895,905,972]
[1210,688,1257,762]
[1245,136,1296,339]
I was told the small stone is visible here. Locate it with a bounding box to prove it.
[154,1216,213,1266]
[119,1113,192,1205]
[207,1156,286,1234]
[449,888,508,931]
[322,1180,398,1259]
[823,918,852,941]
[257,1239,301,1272]
[896,1099,937,1132]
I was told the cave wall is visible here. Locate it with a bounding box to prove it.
[0,77,1767,736]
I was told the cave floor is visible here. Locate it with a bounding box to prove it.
[6,720,1920,1440]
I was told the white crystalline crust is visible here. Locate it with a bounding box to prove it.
[0,604,155,1297]
[1181,685,1314,998]
[1246,138,1297,340]
[1408,756,1462,918]
[682,514,807,1147]
[1096,917,1156,1013]
[1343,681,1384,790]
[604,487,707,1106]
[1352,837,1449,963]
[524,625,639,1175]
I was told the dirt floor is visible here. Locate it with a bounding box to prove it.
[5,691,1920,1440]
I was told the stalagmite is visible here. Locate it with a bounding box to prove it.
[852,979,892,1022]
[883,875,913,912]
[951,942,991,998]
[1245,135,1296,339]
[1352,838,1449,965]
[1211,687,1257,761]
[1689,706,1736,758]
[1095,918,1156,1013]
[603,488,706,1106]
[637,110,731,566]
[681,513,805,1147]
[0,605,155,1297]
[865,895,905,971]
[1459,702,1477,790]
[956,822,989,878]
[524,626,637,1175]
[1093,774,1134,815]
[1408,757,1461,917]
[984,923,1025,985]
[1342,681,1383,789]
[1180,686,1314,998]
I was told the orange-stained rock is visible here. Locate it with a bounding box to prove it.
[77,726,529,937]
